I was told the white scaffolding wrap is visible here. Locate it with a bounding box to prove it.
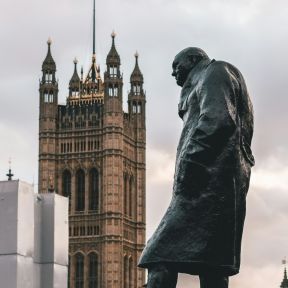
[0,180,68,288]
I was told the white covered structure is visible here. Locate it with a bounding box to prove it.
[0,180,68,288]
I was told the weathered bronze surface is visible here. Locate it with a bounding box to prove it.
[138,47,254,287]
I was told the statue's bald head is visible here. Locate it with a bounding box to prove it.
[175,47,209,62]
[172,47,209,87]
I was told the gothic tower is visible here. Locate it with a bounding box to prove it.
[38,6,146,288]
[38,38,58,194]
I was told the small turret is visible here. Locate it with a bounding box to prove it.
[38,39,58,194]
[42,38,56,84]
[104,32,123,113]
[39,38,58,106]
[106,32,121,80]
[69,58,80,97]
[106,31,121,67]
[130,51,143,84]
[128,52,145,117]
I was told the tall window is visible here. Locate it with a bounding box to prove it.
[109,65,117,77]
[89,168,99,211]
[124,256,134,288]
[68,255,71,288]
[76,169,85,211]
[108,85,118,97]
[132,102,137,114]
[129,177,134,217]
[44,91,54,103]
[124,256,129,288]
[124,174,129,215]
[137,103,142,114]
[129,257,133,288]
[114,86,118,96]
[45,72,52,83]
[75,253,84,288]
[133,84,141,95]
[62,170,71,209]
[88,253,98,288]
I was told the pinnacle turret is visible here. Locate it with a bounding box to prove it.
[69,58,80,86]
[69,58,80,97]
[130,52,143,83]
[42,38,56,72]
[106,32,120,66]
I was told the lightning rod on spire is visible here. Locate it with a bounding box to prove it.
[93,0,96,56]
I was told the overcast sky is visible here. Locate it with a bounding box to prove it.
[1,0,288,287]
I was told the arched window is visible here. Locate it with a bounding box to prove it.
[133,84,141,95]
[45,72,52,83]
[49,93,54,103]
[129,177,134,218]
[109,85,113,97]
[137,103,142,114]
[113,86,118,97]
[88,253,98,288]
[124,256,129,288]
[76,169,85,211]
[62,170,71,209]
[68,255,71,288]
[108,84,118,97]
[44,92,49,103]
[89,169,99,211]
[124,173,129,216]
[109,65,117,78]
[75,253,84,288]
[43,91,53,103]
[129,257,133,288]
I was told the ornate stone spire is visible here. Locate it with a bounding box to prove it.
[42,38,56,71]
[130,51,143,83]
[106,31,120,65]
[69,58,80,85]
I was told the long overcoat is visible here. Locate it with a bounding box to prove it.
[138,58,255,276]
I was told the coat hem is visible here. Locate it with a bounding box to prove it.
[138,260,239,277]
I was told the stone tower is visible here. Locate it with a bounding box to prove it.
[38,27,146,288]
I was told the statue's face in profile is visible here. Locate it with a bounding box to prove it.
[172,54,194,87]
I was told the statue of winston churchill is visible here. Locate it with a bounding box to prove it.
[138,47,255,288]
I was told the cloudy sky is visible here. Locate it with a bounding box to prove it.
[1,0,288,286]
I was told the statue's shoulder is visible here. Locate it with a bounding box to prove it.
[204,60,243,82]
[207,60,236,72]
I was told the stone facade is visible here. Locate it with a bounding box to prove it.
[38,35,146,288]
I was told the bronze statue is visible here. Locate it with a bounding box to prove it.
[138,47,255,288]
